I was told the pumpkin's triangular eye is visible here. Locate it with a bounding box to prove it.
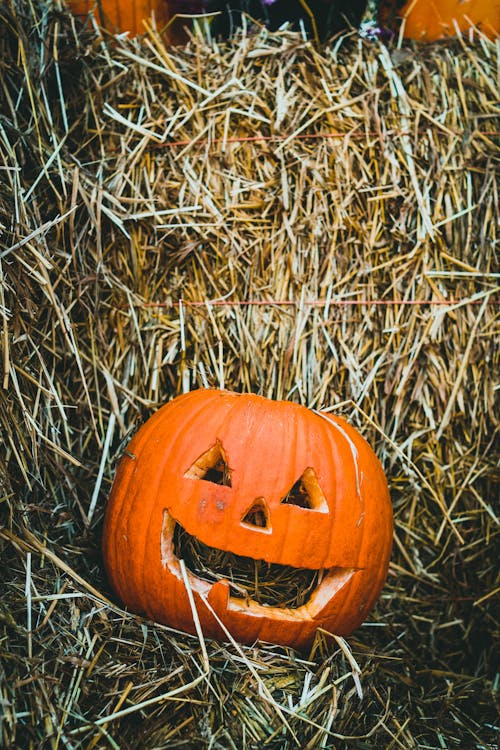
[241,497,271,530]
[280,468,328,512]
[184,441,232,487]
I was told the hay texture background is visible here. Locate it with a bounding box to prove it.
[0,1,499,748]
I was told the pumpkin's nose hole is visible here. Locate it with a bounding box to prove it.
[241,497,271,531]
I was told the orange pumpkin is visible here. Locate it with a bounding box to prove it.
[102,389,393,649]
[378,0,500,41]
[67,0,170,36]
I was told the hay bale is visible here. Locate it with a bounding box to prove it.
[0,1,498,747]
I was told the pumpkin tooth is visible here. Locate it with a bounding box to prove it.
[207,579,230,609]
[305,568,358,618]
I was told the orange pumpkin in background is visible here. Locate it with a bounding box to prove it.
[67,0,169,35]
[102,389,393,650]
[378,0,500,41]
[66,0,203,40]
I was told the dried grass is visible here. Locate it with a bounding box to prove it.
[0,1,499,748]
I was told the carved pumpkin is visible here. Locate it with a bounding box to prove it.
[102,389,393,649]
[378,0,500,41]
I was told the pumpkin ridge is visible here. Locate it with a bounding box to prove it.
[321,413,392,620]
[103,454,138,606]
[315,412,338,568]
[329,414,366,577]
[214,391,256,553]
[258,395,297,562]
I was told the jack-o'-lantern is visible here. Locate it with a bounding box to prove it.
[378,0,499,41]
[102,389,393,650]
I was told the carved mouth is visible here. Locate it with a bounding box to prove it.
[161,511,358,621]
[173,522,323,608]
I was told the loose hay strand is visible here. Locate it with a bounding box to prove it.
[179,559,210,673]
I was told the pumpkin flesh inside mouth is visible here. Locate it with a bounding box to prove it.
[162,511,358,620]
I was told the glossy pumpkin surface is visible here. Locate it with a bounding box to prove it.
[378,0,500,41]
[102,389,393,649]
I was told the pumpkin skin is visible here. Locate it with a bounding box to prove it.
[67,0,170,36]
[378,0,500,41]
[102,389,393,650]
